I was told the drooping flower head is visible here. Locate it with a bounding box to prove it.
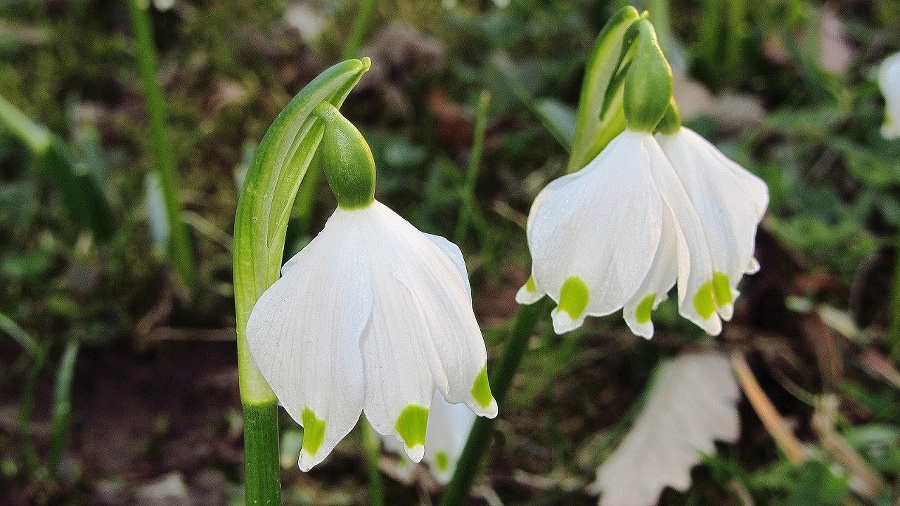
[246,104,496,471]
[879,51,900,139]
[518,17,768,338]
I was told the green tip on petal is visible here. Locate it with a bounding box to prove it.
[712,271,733,306]
[693,280,716,319]
[558,276,589,319]
[396,405,429,449]
[434,451,450,472]
[471,365,493,408]
[525,275,537,293]
[301,407,327,456]
[635,293,656,324]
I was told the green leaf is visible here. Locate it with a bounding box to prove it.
[534,98,575,152]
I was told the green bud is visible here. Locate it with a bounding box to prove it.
[313,103,376,209]
[623,19,673,132]
[655,98,682,135]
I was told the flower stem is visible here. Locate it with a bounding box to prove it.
[127,0,197,291]
[243,401,281,505]
[455,90,491,246]
[362,418,384,506]
[890,232,900,362]
[440,298,548,506]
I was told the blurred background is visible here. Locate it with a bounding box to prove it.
[1,0,899,504]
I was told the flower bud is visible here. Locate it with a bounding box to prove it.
[314,103,376,208]
[623,20,673,132]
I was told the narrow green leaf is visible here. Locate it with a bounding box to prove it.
[49,339,79,479]
[534,98,575,152]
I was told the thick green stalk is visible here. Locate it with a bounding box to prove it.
[454,90,491,245]
[233,59,370,505]
[243,402,280,505]
[440,299,548,506]
[127,0,197,291]
[362,418,385,506]
[49,339,79,479]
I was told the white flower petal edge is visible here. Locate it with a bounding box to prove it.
[525,130,664,334]
[588,351,740,506]
[246,201,496,470]
[879,51,900,139]
[383,391,477,485]
[657,128,768,331]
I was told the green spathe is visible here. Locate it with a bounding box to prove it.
[623,19,673,132]
[314,102,376,209]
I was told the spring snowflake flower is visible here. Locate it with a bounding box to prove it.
[517,126,767,337]
[383,390,477,484]
[246,104,496,471]
[879,51,900,139]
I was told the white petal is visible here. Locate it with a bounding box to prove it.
[246,208,371,471]
[359,203,495,460]
[622,211,678,339]
[424,233,471,298]
[527,131,664,331]
[589,351,740,506]
[423,392,477,485]
[657,128,768,328]
[515,275,545,305]
[879,52,900,139]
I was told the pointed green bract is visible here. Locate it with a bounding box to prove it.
[396,405,429,449]
[712,271,733,306]
[693,280,716,319]
[635,293,656,324]
[558,276,589,319]
[471,365,493,408]
[301,407,326,456]
[568,6,640,173]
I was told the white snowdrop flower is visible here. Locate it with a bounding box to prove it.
[517,128,704,337]
[656,127,768,333]
[383,390,477,484]
[246,103,496,471]
[879,51,900,139]
[589,351,740,506]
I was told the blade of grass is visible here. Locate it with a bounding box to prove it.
[48,338,79,479]
[0,312,40,357]
[343,0,377,59]
[127,0,197,291]
[21,346,48,475]
[0,94,116,241]
[455,90,491,246]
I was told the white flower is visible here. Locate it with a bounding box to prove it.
[246,200,497,471]
[656,127,768,333]
[517,126,767,338]
[383,390,476,484]
[588,351,740,506]
[879,51,900,139]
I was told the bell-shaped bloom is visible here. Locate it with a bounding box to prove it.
[246,200,497,471]
[879,51,900,139]
[383,390,476,484]
[656,127,768,333]
[517,126,767,338]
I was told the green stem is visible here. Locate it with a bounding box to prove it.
[243,402,281,505]
[127,0,197,291]
[454,90,491,246]
[890,232,900,362]
[440,299,548,506]
[49,339,79,479]
[362,418,385,506]
[342,0,377,59]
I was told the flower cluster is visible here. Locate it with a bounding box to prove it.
[517,123,768,338]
